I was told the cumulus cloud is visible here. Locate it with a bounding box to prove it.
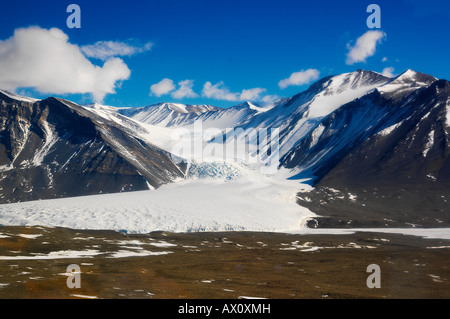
[150,78,199,99]
[382,67,395,77]
[261,94,280,103]
[346,30,386,65]
[81,40,153,61]
[202,81,269,102]
[239,87,266,101]
[171,80,199,99]
[202,81,240,101]
[0,26,130,102]
[150,79,274,103]
[150,78,176,97]
[278,69,320,89]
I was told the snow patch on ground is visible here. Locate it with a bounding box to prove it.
[70,294,99,299]
[107,250,173,258]
[18,234,42,239]
[0,250,102,260]
[149,241,177,248]
[293,228,450,240]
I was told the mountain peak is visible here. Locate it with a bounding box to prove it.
[161,102,191,114]
[392,69,438,85]
[316,69,390,96]
[236,101,276,113]
[134,102,219,116]
[304,69,390,97]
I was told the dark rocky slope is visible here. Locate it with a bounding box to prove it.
[0,92,185,204]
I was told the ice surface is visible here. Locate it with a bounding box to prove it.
[0,154,448,238]
[293,228,450,240]
[0,165,316,233]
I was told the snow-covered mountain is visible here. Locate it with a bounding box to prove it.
[289,71,450,228]
[225,69,393,166]
[319,78,449,186]
[0,69,448,209]
[118,100,285,130]
[124,69,448,193]
[282,69,445,183]
[116,102,221,127]
[0,92,185,204]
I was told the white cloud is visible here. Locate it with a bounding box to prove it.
[346,30,386,65]
[151,79,274,103]
[202,81,269,102]
[202,81,240,101]
[150,79,199,99]
[81,41,153,61]
[382,57,388,62]
[278,69,320,89]
[239,87,266,101]
[261,94,280,103]
[171,80,199,99]
[150,78,176,97]
[382,67,395,77]
[0,26,130,102]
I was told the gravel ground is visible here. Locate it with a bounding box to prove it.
[0,226,449,299]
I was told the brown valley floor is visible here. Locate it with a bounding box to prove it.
[0,226,449,299]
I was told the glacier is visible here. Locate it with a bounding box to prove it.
[0,164,317,233]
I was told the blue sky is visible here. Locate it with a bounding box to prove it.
[0,0,449,108]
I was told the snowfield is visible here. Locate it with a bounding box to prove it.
[0,164,316,233]
[1,162,449,240]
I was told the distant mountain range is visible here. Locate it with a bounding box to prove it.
[1,68,449,226]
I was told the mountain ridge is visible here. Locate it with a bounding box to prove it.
[0,95,186,203]
[1,69,449,213]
